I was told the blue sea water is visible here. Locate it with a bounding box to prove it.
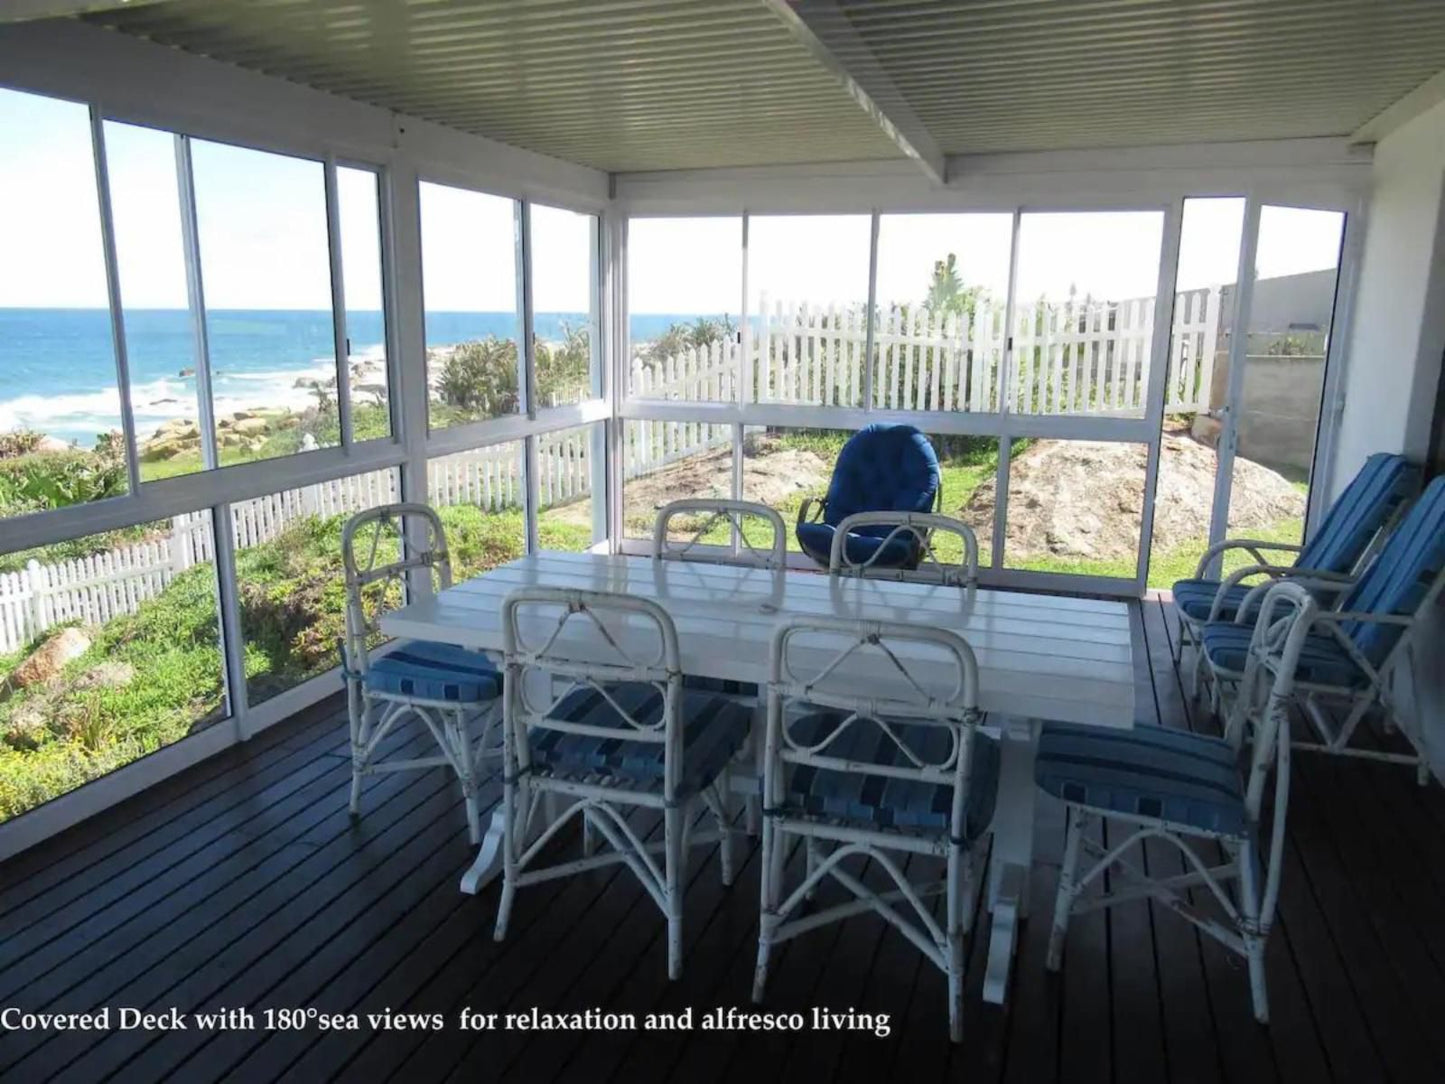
[0,308,704,446]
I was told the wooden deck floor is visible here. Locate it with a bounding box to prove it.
[2,595,1442,1083]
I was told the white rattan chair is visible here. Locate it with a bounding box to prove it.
[652,498,787,570]
[1037,587,1295,1023]
[753,617,998,1042]
[494,587,751,979]
[829,511,979,587]
[341,503,502,843]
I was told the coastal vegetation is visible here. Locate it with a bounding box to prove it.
[0,496,590,822]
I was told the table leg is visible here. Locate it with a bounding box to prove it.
[984,716,1040,1006]
[460,806,507,894]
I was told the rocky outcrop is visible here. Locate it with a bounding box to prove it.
[5,627,91,692]
[962,434,1305,562]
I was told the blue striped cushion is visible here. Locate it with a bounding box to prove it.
[364,640,502,702]
[1199,622,1364,687]
[1173,454,1416,626]
[1171,579,1254,622]
[529,683,749,796]
[1298,452,1417,572]
[1036,722,1245,836]
[779,712,999,840]
[1339,475,1445,665]
[796,522,916,571]
[684,675,759,697]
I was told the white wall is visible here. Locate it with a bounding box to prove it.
[1333,98,1445,773]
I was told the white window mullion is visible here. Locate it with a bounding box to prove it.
[173,134,220,472]
[991,210,1024,568]
[210,500,250,739]
[1135,196,1185,593]
[88,106,142,497]
[323,158,354,449]
[863,210,880,413]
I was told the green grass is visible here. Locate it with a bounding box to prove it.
[0,497,587,823]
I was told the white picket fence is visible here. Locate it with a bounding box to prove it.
[630,287,1221,416]
[0,429,614,654]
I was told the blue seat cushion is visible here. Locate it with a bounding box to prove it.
[1199,622,1366,687]
[364,640,502,702]
[796,521,916,570]
[778,712,999,840]
[1036,722,1246,837]
[683,674,759,698]
[529,683,749,796]
[1172,578,1255,623]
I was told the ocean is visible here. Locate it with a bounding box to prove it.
[0,308,706,446]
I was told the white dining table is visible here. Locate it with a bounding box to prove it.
[379,551,1137,1006]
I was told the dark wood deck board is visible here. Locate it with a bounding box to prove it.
[1,595,1438,1084]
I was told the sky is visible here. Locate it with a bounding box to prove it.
[2,85,1345,317]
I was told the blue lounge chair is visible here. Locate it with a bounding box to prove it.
[1171,452,1418,686]
[796,424,941,571]
[1200,474,1445,779]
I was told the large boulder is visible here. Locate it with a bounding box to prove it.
[962,435,1305,563]
[6,627,91,692]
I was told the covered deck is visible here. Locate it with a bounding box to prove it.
[0,597,1436,1084]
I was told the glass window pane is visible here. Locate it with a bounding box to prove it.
[740,427,996,568]
[749,215,871,407]
[537,423,605,552]
[0,87,129,516]
[1225,206,1344,551]
[420,182,522,428]
[337,166,391,441]
[190,139,340,465]
[103,120,208,483]
[0,512,225,822]
[1004,439,1148,578]
[1147,197,1243,589]
[236,468,400,705]
[622,420,733,542]
[873,213,1013,412]
[1011,212,1164,417]
[627,216,741,402]
[426,442,527,578]
[532,204,599,408]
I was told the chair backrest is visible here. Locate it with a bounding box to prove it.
[765,616,982,842]
[823,425,941,530]
[502,587,684,794]
[1337,474,1445,665]
[341,502,452,674]
[1296,452,1418,574]
[652,498,787,569]
[829,511,979,587]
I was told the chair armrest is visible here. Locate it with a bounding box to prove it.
[1233,571,1355,624]
[1193,537,1304,579]
[796,497,825,528]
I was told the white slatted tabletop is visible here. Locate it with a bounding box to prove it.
[380,552,1135,729]
[381,551,1137,1007]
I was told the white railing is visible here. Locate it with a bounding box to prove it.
[629,287,1222,416]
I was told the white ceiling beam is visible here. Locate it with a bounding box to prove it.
[1352,68,1445,145]
[0,0,168,21]
[761,0,946,185]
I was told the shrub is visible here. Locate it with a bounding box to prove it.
[437,337,519,415]
[0,434,128,518]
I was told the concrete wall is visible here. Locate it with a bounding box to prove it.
[1197,269,1337,477]
[1333,98,1445,776]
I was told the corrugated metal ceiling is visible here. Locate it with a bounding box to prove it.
[833,0,1445,154]
[85,0,1445,172]
[85,0,904,172]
